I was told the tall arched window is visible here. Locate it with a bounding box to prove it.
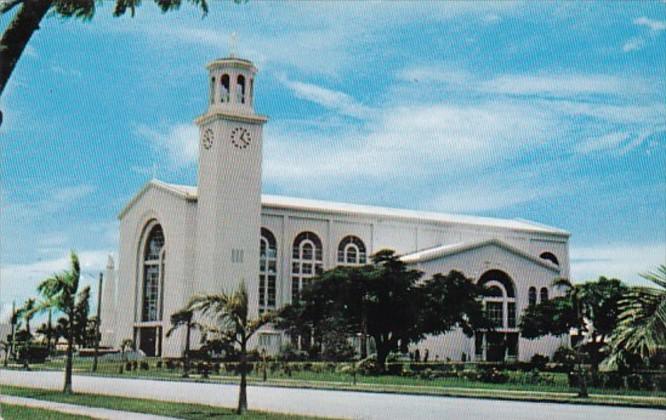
[291,231,323,303]
[337,235,367,265]
[528,287,537,306]
[141,224,165,322]
[220,74,230,103]
[237,74,246,104]
[539,252,559,266]
[540,287,549,302]
[259,228,277,314]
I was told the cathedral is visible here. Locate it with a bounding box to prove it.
[100,56,570,362]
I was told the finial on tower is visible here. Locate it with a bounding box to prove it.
[229,32,238,58]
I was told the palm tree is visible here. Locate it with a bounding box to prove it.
[38,251,90,394]
[553,277,588,398]
[166,308,201,378]
[609,265,666,365]
[17,298,38,337]
[187,282,274,415]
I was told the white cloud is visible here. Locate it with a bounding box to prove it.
[281,79,372,119]
[481,74,649,97]
[396,66,473,86]
[623,37,646,52]
[634,17,666,32]
[570,243,666,285]
[574,132,630,154]
[136,123,198,169]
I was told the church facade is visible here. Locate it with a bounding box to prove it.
[100,56,570,362]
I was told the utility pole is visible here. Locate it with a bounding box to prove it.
[9,300,16,360]
[92,272,103,372]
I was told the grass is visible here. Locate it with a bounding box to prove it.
[0,404,93,419]
[0,386,329,419]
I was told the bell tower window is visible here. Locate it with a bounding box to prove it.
[210,77,216,104]
[221,74,230,103]
[237,75,246,104]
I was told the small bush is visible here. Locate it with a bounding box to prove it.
[654,375,666,392]
[478,367,509,384]
[139,361,149,370]
[530,354,549,370]
[125,361,133,371]
[156,360,162,369]
[553,346,577,367]
[625,373,642,390]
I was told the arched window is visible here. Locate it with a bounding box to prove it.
[237,74,246,104]
[259,228,277,313]
[220,74,230,103]
[539,252,559,266]
[291,231,323,303]
[210,77,216,104]
[540,287,549,302]
[141,224,165,322]
[528,287,537,306]
[478,270,517,329]
[337,235,367,265]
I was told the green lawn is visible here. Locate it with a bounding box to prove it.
[0,386,329,419]
[0,404,93,419]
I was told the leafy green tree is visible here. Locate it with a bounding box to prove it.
[520,276,626,371]
[0,0,218,104]
[608,265,666,367]
[186,282,273,415]
[166,307,201,378]
[37,251,90,394]
[278,250,489,372]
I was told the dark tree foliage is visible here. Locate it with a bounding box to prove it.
[519,276,627,370]
[277,249,489,371]
[0,0,241,125]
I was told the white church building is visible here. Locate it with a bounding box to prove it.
[100,56,570,362]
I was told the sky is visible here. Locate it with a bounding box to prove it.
[1,1,665,322]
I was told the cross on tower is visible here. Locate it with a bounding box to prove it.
[229,32,238,58]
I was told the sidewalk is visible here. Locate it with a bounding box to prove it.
[0,395,179,420]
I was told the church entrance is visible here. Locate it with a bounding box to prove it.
[136,327,162,357]
[476,332,519,362]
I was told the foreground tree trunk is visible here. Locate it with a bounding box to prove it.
[64,315,74,394]
[183,322,191,378]
[237,338,248,415]
[0,0,52,97]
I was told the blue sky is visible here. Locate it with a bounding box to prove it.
[1,1,665,320]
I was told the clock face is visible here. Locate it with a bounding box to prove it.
[202,128,214,150]
[231,127,252,149]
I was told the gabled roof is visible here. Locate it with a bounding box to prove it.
[119,180,569,237]
[400,238,561,272]
[117,179,197,219]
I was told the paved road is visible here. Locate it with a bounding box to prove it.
[1,370,663,420]
[1,395,177,419]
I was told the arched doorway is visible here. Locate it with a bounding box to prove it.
[475,270,519,362]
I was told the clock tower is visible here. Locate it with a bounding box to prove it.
[193,56,267,315]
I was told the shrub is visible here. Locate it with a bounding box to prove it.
[156,360,162,369]
[125,361,133,371]
[553,346,577,366]
[654,375,666,392]
[139,361,149,370]
[386,363,403,376]
[16,345,49,364]
[625,373,642,390]
[530,354,549,370]
[165,360,175,370]
[478,366,509,383]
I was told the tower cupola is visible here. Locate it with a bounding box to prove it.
[206,57,257,115]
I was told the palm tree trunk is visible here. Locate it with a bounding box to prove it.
[183,322,191,378]
[0,0,52,97]
[237,339,248,415]
[64,314,74,394]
